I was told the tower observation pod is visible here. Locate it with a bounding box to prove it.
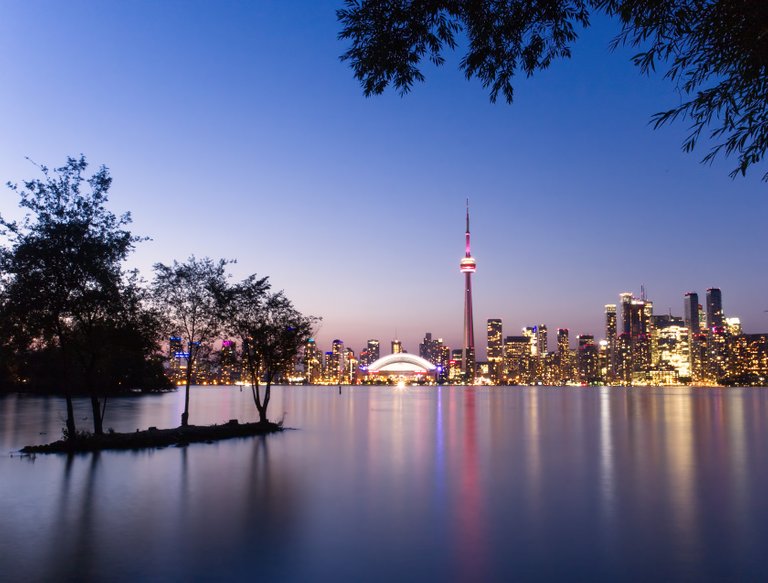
[461,200,476,383]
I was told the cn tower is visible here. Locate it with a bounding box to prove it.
[460,200,477,383]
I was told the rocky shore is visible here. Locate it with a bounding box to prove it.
[20,419,283,454]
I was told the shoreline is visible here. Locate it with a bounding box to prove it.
[20,419,283,454]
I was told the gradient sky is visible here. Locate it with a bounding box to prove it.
[1,1,766,357]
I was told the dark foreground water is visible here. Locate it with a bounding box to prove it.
[2,386,768,582]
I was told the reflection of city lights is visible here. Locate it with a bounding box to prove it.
[396,380,406,389]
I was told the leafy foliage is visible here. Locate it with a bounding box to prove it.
[223,276,318,423]
[598,0,768,180]
[151,256,231,426]
[338,0,589,103]
[0,156,166,434]
[338,0,768,179]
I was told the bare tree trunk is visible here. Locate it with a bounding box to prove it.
[247,361,267,423]
[181,354,192,427]
[262,378,272,423]
[90,396,104,435]
[65,393,76,438]
[253,380,267,423]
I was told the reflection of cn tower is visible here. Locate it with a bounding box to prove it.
[460,200,477,383]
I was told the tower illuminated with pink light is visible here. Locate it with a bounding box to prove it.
[460,200,477,382]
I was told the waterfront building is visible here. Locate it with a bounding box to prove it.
[331,339,345,383]
[620,291,653,375]
[605,304,617,380]
[460,201,477,383]
[598,340,610,382]
[419,333,440,364]
[725,317,742,336]
[169,336,184,384]
[368,339,380,362]
[504,336,532,384]
[690,334,710,383]
[541,351,559,385]
[706,287,724,332]
[577,335,598,384]
[357,339,380,373]
[616,333,632,384]
[522,327,537,356]
[449,349,464,382]
[727,334,768,383]
[437,344,451,383]
[557,328,572,384]
[707,328,729,381]
[322,351,334,383]
[358,348,372,370]
[487,319,503,383]
[536,325,548,359]
[303,339,322,383]
[219,340,238,385]
[651,315,691,381]
[684,292,700,334]
[344,348,357,384]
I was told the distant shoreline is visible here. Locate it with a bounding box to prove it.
[20,419,282,454]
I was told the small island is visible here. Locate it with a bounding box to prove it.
[21,420,283,455]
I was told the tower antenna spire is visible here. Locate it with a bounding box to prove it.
[465,198,471,257]
[466,198,470,233]
[459,200,477,383]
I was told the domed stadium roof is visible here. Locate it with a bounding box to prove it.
[367,353,437,373]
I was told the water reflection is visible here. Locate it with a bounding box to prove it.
[2,387,768,581]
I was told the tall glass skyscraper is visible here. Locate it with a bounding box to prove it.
[684,292,700,334]
[706,288,724,331]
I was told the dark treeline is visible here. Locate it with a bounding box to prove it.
[0,156,317,437]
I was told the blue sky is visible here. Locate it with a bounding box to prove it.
[1,1,766,356]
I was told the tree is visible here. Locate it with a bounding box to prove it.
[337,0,768,180]
[224,276,318,424]
[0,156,162,436]
[151,257,230,427]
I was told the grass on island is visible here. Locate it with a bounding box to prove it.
[20,419,283,454]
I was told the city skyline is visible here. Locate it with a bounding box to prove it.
[297,284,755,359]
[1,2,767,354]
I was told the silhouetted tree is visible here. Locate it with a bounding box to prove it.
[338,0,768,180]
[224,276,318,424]
[151,257,230,427]
[0,156,162,436]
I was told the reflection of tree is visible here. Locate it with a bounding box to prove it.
[44,453,101,582]
[237,436,301,568]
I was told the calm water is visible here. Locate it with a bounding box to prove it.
[2,386,768,582]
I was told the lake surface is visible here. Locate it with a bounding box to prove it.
[2,386,768,582]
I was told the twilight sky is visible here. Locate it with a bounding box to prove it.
[1,1,766,357]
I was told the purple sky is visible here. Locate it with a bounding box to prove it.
[1,1,766,357]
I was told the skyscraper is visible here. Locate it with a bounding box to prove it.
[219,340,238,385]
[706,287,724,331]
[605,304,617,378]
[367,339,380,362]
[487,319,503,383]
[487,320,503,359]
[304,338,321,383]
[619,291,653,374]
[557,328,571,384]
[460,201,477,382]
[391,339,403,354]
[577,335,598,383]
[536,325,548,358]
[503,336,530,384]
[683,292,700,334]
